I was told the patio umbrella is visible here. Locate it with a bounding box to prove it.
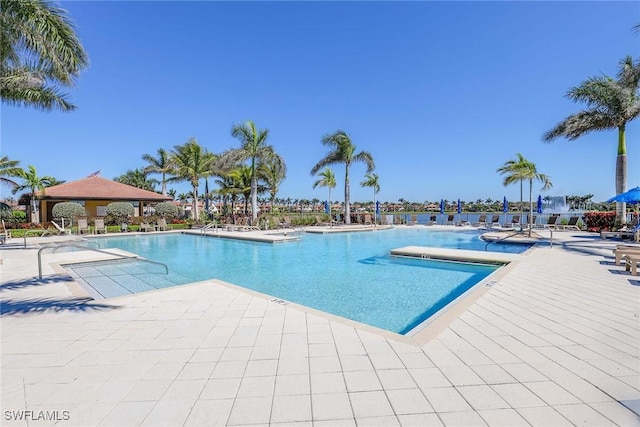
[204,179,210,215]
[503,196,508,225]
[607,186,640,220]
[457,199,461,224]
[537,195,543,214]
[440,199,445,214]
[324,200,329,214]
[606,186,640,204]
[375,201,380,227]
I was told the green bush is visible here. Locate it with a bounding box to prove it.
[52,202,86,220]
[106,202,135,225]
[154,201,179,218]
[12,210,26,224]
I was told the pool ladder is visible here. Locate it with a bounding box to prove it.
[37,240,168,279]
[200,222,219,234]
[484,231,519,251]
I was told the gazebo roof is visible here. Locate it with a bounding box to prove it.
[40,175,172,202]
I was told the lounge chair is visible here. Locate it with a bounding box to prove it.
[156,217,169,231]
[510,215,521,227]
[409,214,417,225]
[139,222,153,232]
[613,245,640,265]
[542,215,559,230]
[53,219,73,235]
[561,216,582,231]
[524,215,537,229]
[280,216,292,229]
[601,223,640,241]
[428,215,437,226]
[490,215,502,228]
[94,218,107,234]
[364,214,373,226]
[623,254,640,276]
[473,214,488,228]
[446,214,455,225]
[238,216,260,231]
[315,215,331,226]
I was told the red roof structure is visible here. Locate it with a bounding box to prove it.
[41,175,171,201]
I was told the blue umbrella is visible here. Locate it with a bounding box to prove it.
[457,199,462,214]
[440,199,445,214]
[324,200,329,214]
[503,196,509,213]
[607,186,640,204]
[375,200,380,215]
[537,195,543,214]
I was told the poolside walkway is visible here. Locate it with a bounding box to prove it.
[1,230,639,426]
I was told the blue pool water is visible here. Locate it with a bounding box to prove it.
[84,228,525,334]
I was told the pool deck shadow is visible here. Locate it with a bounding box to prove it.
[1,230,639,426]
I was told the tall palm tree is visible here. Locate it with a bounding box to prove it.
[12,165,56,223]
[543,56,640,224]
[520,160,553,236]
[258,154,286,213]
[310,130,375,224]
[142,148,174,196]
[360,173,380,225]
[497,153,530,224]
[222,120,274,222]
[169,138,218,221]
[312,167,336,219]
[0,155,21,189]
[1,0,89,111]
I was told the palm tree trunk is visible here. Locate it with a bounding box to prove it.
[192,187,198,221]
[519,179,523,226]
[344,164,351,224]
[528,180,533,237]
[616,126,627,224]
[251,177,258,222]
[161,173,167,196]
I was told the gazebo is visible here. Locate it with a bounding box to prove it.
[38,174,172,223]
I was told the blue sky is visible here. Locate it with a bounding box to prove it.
[2,1,639,204]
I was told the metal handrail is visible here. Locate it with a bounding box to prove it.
[37,241,168,279]
[484,231,519,251]
[200,222,218,234]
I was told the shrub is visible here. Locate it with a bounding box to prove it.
[52,202,86,220]
[154,202,179,218]
[583,211,616,232]
[106,202,135,225]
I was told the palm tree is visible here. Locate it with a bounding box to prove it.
[12,165,56,223]
[497,153,530,224]
[228,165,252,215]
[543,56,640,224]
[310,130,375,224]
[258,154,286,213]
[0,155,21,189]
[142,148,174,196]
[222,120,274,222]
[519,160,553,236]
[360,173,380,225]
[312,167,336,219]
[1,0,89,111]
[169,138,218,221]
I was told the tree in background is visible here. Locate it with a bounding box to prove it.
[258,154,286,214]
[312,167,336,219]
[360,173,380,225]
[497,153,531,225]
[142,148,174,196]
[543,56,640,224]
[223,121,274,222]
[311,130,375,224]
[114,168,158,191]
[12,165,56,223]
[0,155,21,189]
[170,138,218,221]
[0,0,89,111]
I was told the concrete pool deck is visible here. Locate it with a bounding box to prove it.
[1,229,639,426]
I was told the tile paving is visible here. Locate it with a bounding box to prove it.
[1,230,639,426]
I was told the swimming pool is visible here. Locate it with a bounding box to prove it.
[80,228,523,334]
